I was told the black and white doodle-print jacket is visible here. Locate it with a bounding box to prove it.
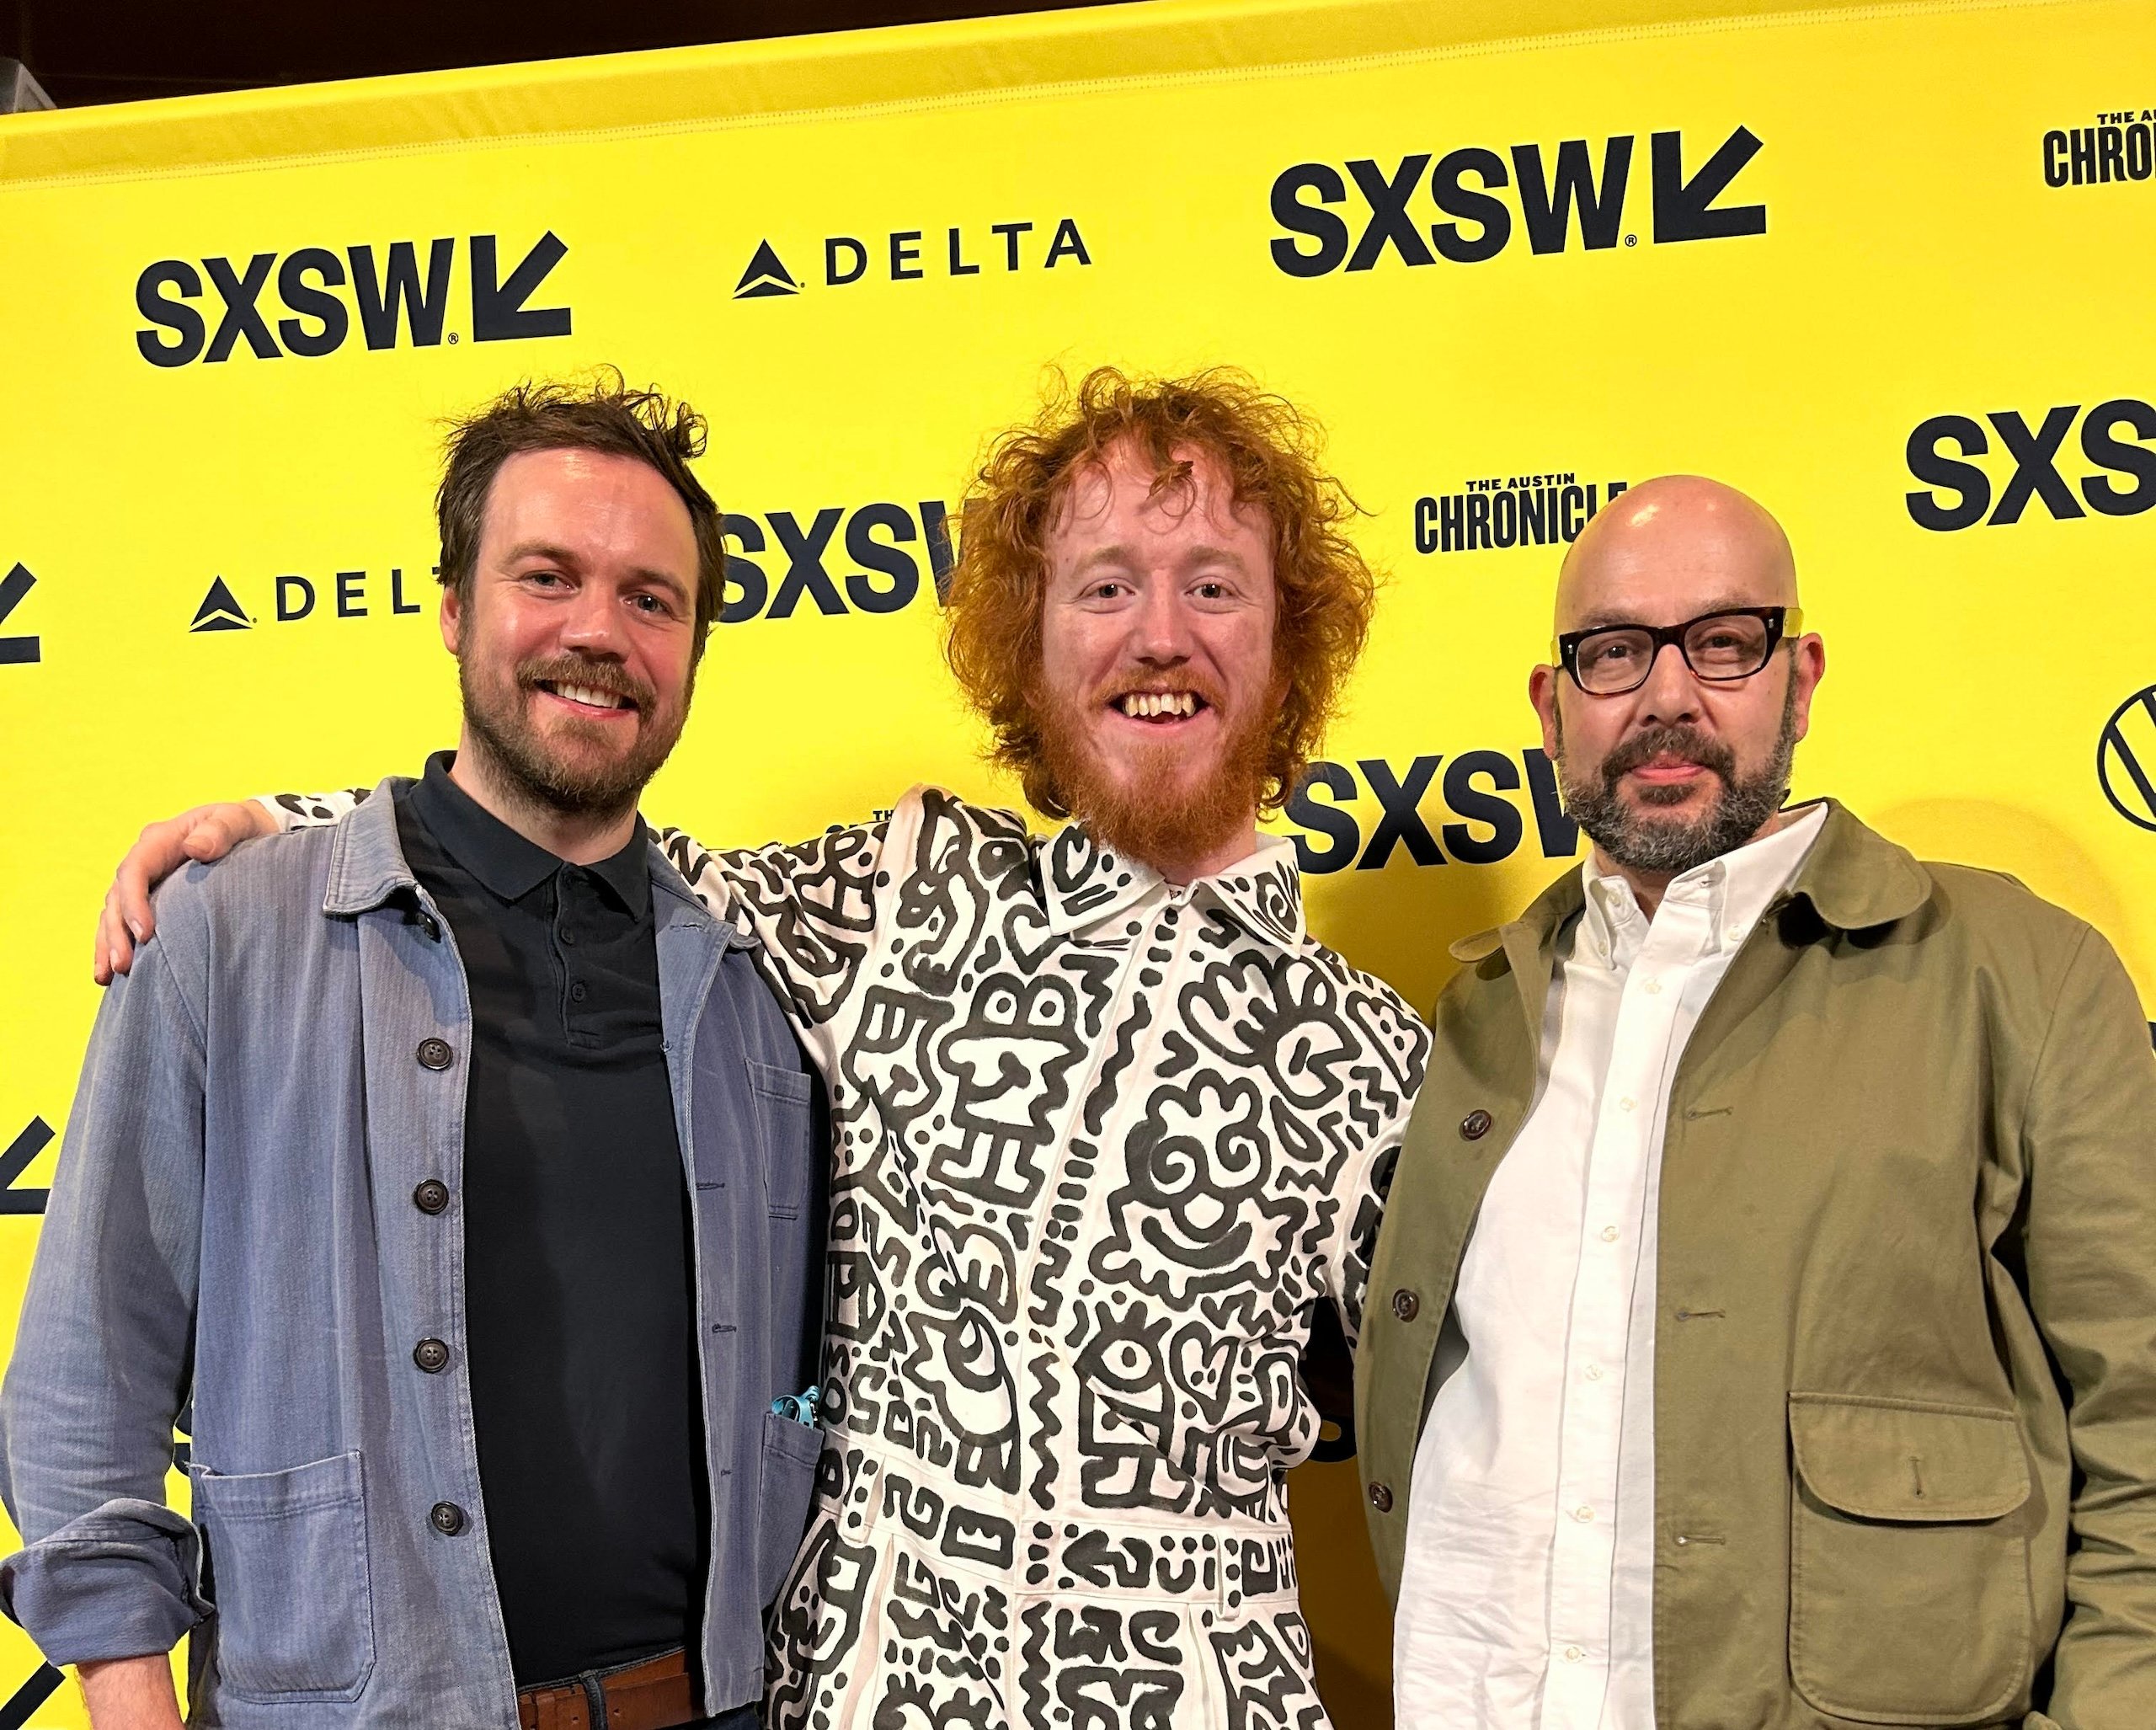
[674,788,1429,1730]
[271,783,1430,1728]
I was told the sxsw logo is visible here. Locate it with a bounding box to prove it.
[1284,749,1580,873]
[722,501,953,622]
[1904,398,2156,530]
[731,218,1092,299]
[0,563,38,665]
[1268,126,1766,277]
[187,566,433,633]
[136,232,571,367]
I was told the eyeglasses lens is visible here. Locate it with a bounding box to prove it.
[1682,613,1771,679]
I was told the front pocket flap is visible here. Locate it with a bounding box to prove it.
[1789,1394,2029,1521]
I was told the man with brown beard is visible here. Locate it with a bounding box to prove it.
[93,368,1432,1730]
[14,381,823,1730]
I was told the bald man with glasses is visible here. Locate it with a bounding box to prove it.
[1357,475,2156,1730]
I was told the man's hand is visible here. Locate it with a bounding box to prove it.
[78,1653,184,1729]
[95,802,275,984]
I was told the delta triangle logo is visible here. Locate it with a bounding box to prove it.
[189,575,251,633]
[733,238,800,299]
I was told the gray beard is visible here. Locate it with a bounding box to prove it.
[1557,681,1799,877]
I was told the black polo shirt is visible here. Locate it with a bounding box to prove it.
[395,753,706,1685]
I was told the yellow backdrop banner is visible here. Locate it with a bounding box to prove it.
[3,0,2152,1719]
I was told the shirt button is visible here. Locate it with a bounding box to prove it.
[1618,1096,1636,1113]
[418,914,440,942]
[1601,1225,1620,1242]
[1642,979,1662,996]
[413,1338,451,1374]
[1573,1504,1595,1522]
[569,981,588,1003]
[412,1179,450,1215]
[1391,1289,1421,1322]
[1368,1482,1394,1513]
[415,1038,453,1071]
[1563,1645,1584,1663]
[429,1501,467,1536]
[1584,1364,1604,1381]
[1459,1110,1492,1141]
[560,930,579,947]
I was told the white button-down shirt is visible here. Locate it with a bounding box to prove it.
[1393,802,1827,1729]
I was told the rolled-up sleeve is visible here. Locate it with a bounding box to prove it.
[0,895,210,1664]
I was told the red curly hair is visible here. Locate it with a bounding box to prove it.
[943,366,1376,819]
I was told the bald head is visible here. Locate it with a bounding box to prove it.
[1556,474,1796,633]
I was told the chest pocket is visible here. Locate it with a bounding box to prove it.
[749,1059,814,1219]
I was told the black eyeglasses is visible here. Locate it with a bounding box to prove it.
[1553,606,1802,696]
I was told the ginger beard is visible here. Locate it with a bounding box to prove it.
[460,648,689,823]
[1031,660,1281,874]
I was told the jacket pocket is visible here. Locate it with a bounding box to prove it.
[750,1059,814,1220]
[192,1451,375,1703]
[1787,1394,2033,1725]
[756,1411,825,1606]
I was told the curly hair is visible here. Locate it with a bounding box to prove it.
[943,366,1376,819]
[436,368,727,660]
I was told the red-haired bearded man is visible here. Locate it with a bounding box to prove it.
[93,367,1428,1730]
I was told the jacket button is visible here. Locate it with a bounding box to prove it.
[413,1338,450,1374]
[429,1500,466,1535]
[1460,1109,1493,1140]
[1391,1289,1421,1322]
[416,1038,453,1071]
[413,1179,450,1215]
[1368,1481,1394,1513]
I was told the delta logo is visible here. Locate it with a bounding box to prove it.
[136,232,570,367]
[1268,125,1766,277]
[187,566,433,633]
[730,217,1093,299]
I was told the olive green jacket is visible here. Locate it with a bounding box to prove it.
[1356,801,2156,1728]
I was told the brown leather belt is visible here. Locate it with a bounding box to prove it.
[515,1647,700,1730]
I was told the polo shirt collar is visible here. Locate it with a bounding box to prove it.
[406,750,651,916]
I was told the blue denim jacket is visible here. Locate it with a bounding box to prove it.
[0,782,825,1727]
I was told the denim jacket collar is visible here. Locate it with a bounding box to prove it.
[321,778,419,917]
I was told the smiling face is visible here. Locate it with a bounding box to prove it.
[1529,474,1825,883]
[1034,440,1280,880]
[443,446,701,825]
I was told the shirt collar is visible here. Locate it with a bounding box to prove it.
[405,750,650,916]
[1039,824,1306,949]
[1576,798,1828,966]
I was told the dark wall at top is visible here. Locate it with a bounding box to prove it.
[2,0,1124,109]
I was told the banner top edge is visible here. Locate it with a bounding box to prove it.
[0,0,2089,190]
